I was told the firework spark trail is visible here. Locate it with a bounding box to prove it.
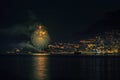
[31,25,50,50]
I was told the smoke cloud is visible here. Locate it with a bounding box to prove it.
[0,10,50,52]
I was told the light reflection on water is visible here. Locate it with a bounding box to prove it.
[0,56,120,80]
[33,56,49,80]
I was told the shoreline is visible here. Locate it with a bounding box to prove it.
[0,53,120,57]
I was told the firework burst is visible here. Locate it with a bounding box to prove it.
[31,25,50,50]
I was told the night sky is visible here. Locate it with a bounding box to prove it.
[0,0,120,47]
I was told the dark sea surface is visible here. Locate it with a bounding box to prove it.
[0,55,120,80]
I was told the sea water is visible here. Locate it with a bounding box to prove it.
[0,55,120,80]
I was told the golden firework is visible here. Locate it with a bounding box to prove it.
[31,25,50,50]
